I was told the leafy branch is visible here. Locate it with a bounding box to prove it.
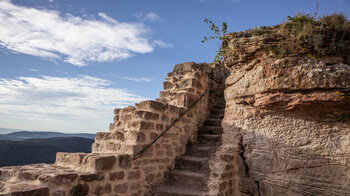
[202,19,228,62]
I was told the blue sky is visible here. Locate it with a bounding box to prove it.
[0,0,349,133]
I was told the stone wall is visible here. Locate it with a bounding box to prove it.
[212,30,350,195]
[0,62,225,196]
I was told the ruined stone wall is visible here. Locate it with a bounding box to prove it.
[0,62,225,196]
[211,30,350,196]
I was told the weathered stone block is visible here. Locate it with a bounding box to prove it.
[106,142,120,151]
[135,111,159,120]
[155,123,164,131]
[110,171,124,181]
[163,81,174,90]
[94,156,116,171]
[53,173,78,185]
[53,190,66,196]
[94,184,111,195]
[163,132,177,138]
[113,115,119,122]
[133,159,148,166]
[105,184,111,194]
[95,132,110,140]
[109,123,115,131]
[156,150,165,156]
[120,114,132,121]
[133,145,153,156]
[139,121,154,130]
[129,183,140,190]
[55,152,87,168]
[142,166,155,175]
[131,191,142,196]
[128,170,141,180]
[20,170,39,180]
[149,132,158,140]
[70,184,89,196]
[136,100,167,112]
[181,118,192,124]
[118,155,131,169]
[80,173,104,181]
[145,174,154,182]
[114,183,128,193]
[172,62,211,75]
[161,115,169,122]
[137,132,145,142]
[114,108,121,115]
[0,182,4,192]
[121,106,136,113]
[115,132,125,141]
[7,184,49,196]
[168,105,180,114]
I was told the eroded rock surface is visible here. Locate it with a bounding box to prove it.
[217,30,350,195]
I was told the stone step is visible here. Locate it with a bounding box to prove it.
[155,185,205,196]
[175,156,209,172]
[56,153,119,173]
[209,108,225,116]
[164,170,208,191]
[3,184,49,196]
[211,105,225,110]
[204,119,222,127]
[185,145,217,157]
[198,134,222,144]
[209,114,224,119]
[198,126,223,135]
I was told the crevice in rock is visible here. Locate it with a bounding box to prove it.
[227,88,350,100]
[255,181,261,196]
[238,133,250,177]
[225,74,245,88]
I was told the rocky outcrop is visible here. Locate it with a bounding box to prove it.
[215,29,350,195]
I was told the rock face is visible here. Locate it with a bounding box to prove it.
[216,30,350,195]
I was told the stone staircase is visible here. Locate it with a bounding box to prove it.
[151,102,225,195]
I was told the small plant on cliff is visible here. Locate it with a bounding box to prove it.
[276,11,350,61]
[202,19,228,63]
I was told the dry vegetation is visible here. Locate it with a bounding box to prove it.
[266,13,350,61]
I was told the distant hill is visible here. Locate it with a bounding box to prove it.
[0,130,95,141]
[0,137,94,167]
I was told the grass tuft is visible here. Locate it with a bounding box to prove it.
[269,13,350,62]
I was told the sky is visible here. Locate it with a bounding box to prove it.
[0,0,349,134]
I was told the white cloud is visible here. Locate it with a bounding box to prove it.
[123,77,152,82]
[0,75,146,120]
[0,1,156,66]
[29,68,38,72]
[49,0,53,2]
[134,12,162,22]
[144,12,161,22]
[153,40,174,48]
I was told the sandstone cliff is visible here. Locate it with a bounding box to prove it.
[213,26,350,195]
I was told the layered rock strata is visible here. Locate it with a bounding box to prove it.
[211,30,350,195]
